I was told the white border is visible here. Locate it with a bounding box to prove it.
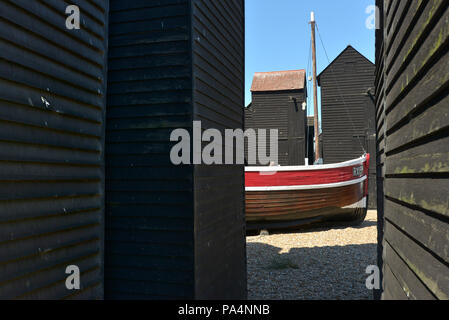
[245,176,367,192]
[245,155,367,172]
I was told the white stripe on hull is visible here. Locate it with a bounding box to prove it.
[245,176,367,192]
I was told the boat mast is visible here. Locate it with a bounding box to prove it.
[310,12,321,162]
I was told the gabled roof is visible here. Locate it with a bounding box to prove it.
[317,46,374,85]
[251,69,306,92]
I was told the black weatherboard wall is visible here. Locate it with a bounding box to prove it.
[247,70,308,166]
[105,0,246,299]
[306,116,315,165]
[244,103,256,164]
[250,93,307,166]
[0,0,108,299]
[375,0,449,299]
[192,0,246,299]
[318,46,377,209]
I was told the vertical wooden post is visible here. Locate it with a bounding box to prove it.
[310,12,320,162]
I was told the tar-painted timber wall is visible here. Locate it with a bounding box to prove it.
[191,0,246,299]
[0,0,108,299]
[105,0,246,299]
[105,0,194,299]
[375,0,449,300]
[318,46,377,209]
[306,117,314,165]
[245,90,307,166]
[374,0,386,301]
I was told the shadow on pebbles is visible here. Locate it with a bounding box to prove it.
[246,211,378,300]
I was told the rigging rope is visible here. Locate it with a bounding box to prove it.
[315,23,367,154]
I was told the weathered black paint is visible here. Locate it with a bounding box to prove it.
[375,0,449,300]
[105,0,246,299]
[318,46,377,209]
[0,0,108,299]
[306,116,315,165]
[245,90,308,166]
[192,0,246,299]
[373,0,386,300]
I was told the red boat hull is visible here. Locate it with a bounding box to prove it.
[245,155,370,230]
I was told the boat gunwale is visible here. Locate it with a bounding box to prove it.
[244,155,367,172]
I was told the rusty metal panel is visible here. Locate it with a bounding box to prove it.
[251,70,306,92]
[0,0,108,299]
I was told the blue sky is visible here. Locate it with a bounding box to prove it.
[245,0,375,117]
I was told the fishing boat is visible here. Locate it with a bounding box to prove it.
[244,12,370,231]
[245,154,370,231]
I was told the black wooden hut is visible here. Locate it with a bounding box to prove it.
[105,0,246,299]
[246,70,308,166]
[0,0,246,300]
[375,0,449,300]
[0,0,108,299]
[306,116,315,165]
[318,46,377,209]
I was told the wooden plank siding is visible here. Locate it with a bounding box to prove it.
[374,0,386,300]
[105,0,194,300]
[105,0,246,299]
[191,0,246,299]
[246,90,307,166]
[192,0,246,299]
[318,46,377,209]
[244,104,256,165]
[0,0,108,299]
[375,0,449,300]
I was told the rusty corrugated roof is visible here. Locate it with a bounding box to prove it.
[251,69,306,92]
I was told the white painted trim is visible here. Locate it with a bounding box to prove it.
[343,197,367,209]
[245,176,367,192]
[245,155,366,172]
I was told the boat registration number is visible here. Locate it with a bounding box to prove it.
[353,166,364,177]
